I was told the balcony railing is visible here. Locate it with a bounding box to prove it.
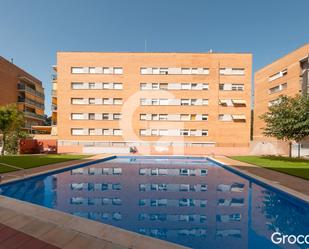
[52,104,57,111]
[52,90,57,96]
[24,111,45,120]
[18,83,45,99]
[18,97,45,109]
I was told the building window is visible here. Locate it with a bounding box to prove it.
[71,128,84,135]
[202,83,209,90]
[140,83,147,90]
[180,114,190,121]
[103,67,110,74]
[113,113,121,120]
[269,69,287,82]
[152,83,159,90]
[151,129,158,136]
[89,83,95,89]
[89,129,95,135]
[231,84,244,91]
[140,114,147,120]
[102,113,109,120]
[103,98,110,105]
[180,129,189,136]
[151,99,159,105]
[140,68,147,74]
[71,82,84,89]
[113,83,123,89]
[269,83,287,94]
[191,68,198,74]
[181,68,191,74]
[202,114,208,121]
[202,99,209,105]
[71,98,84,104]
[89,98,95,105]
[113,129,122,136]
[159,114,168,120]
[71,113,84,120]
[218,114,233,121]
[140,129,147,136]
[181,99,190,106]
[140,67,209,75]
[89,113,95,120]
[152,68,160,74]
[159,99,168,105]
[181,83,191,90]
[220,84,244,91]
[103,83,110,89]
[113,98,123,105]
[103,129,110,135]
[268,99,280,106]
[152,114,159,121]
[201,130,208,136]
[71,67,84,74]
[159,68,168,75]
[140,99,147,105]
[159,129,168,136]
[114,67,123,74]
[89,67,96,74]
[220,68,245,75]
[160,83,168,90]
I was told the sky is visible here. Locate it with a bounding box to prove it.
[0,0,308,116]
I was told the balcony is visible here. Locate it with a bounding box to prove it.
[52,90,57,97]
[52,104,57,112]
[24,111,45,120]
[18,83,45,99]
[18,97,45,109]
[52,74,57,81]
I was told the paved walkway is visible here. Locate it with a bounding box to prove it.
[0,223,59,249]
[214,156,309,201]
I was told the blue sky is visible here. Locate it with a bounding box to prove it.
[0,0,308,115]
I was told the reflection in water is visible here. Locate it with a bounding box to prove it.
[0,156,308,249]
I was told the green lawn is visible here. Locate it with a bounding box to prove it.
[231,156,309,180]
[0,154,90,174]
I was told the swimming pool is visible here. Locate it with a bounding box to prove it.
[0,156,308,249]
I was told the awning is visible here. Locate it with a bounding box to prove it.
[232,99,246,105]
[232,115,246,120]
[31,126,52,133]
[219,99,229,104]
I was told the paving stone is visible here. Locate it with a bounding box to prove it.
[19,219,56,237]
[39,227,79,248]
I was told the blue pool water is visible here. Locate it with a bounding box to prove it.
[0,156,308,249]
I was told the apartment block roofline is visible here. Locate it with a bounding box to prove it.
[255,43,309,73]
[0,55,42,85]
[56,51,252,55]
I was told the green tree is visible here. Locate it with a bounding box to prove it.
[260,95,309,157]
[0,104,26,155]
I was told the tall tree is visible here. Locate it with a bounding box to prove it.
[260,95,309,157]
[0,105,25,155]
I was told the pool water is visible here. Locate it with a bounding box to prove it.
[0,156,308,249]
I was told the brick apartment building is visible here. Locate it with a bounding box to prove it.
[52,52,252,154]
[0,56,45,131]
[253,43,309,156]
